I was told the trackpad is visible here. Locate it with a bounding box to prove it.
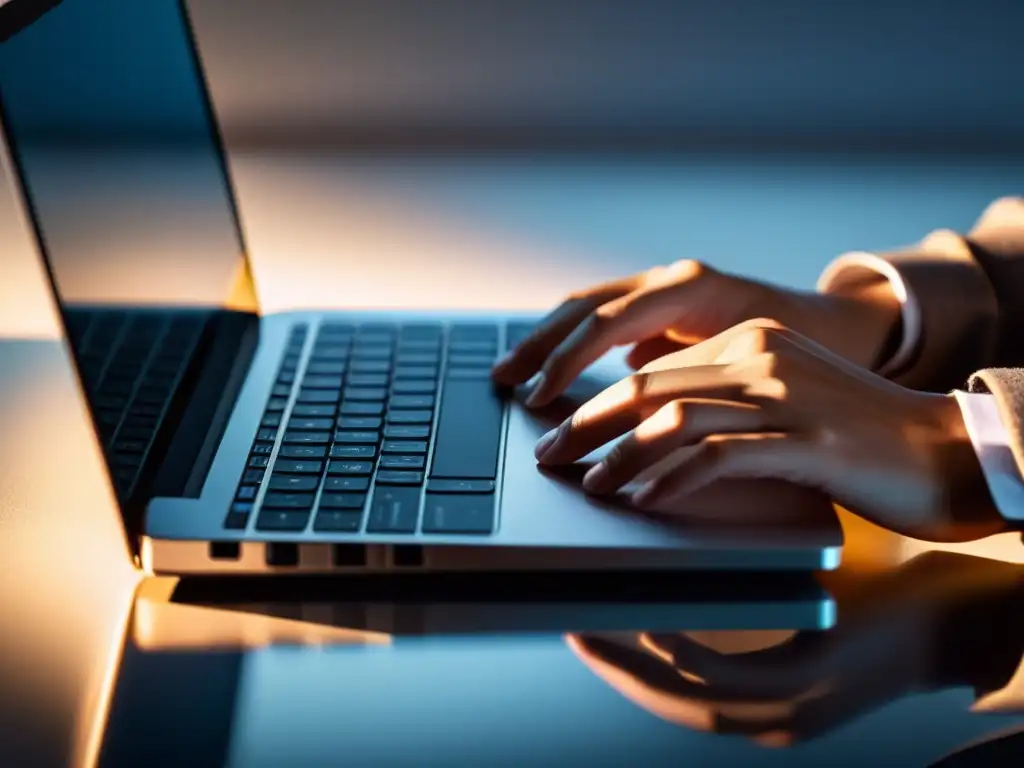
[499,354,841,547]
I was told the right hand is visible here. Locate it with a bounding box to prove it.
[491,259,901,408]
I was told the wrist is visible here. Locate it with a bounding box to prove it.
[795,279,902,370]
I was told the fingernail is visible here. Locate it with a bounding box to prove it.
[534,428,559,460]
[524,373,547,408]
[582,463,607,492]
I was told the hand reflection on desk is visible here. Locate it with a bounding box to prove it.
[567,552,1024,748]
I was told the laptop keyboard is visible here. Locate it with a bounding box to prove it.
[66,309,207,499]
[228,320,536,536]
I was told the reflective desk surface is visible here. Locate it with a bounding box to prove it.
[3,151,1024,767]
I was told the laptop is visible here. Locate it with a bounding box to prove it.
[0,0,842,575]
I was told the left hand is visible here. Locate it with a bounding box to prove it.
[534,318,1005,542]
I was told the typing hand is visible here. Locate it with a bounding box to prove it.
[535,319,1005,543]
[492,260,899,408]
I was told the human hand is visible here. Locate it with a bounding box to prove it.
[492,260,900,408]
[534,319,1005,543]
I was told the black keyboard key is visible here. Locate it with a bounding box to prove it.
[251,442,275,455]
[384,425,430,440]
[330,445,376,459]
[298,389,340,404]
[445,368,491,380]
[262,492,315,509]
[313,510,363,532]
[341,401,385,416]
[430,379,503,479]
[291,404,337,418]
[382,440,428,454]
[248,455,270,468]
[348,374,389,387]
[376,470,424,485]
[275,460,323,474]
[333,431,380,444]
[303,375,345,389]
[337,416,382,430]
[267,398,289,411]
[388,394,434,409]
[319,493,367,509]
[278,444,328,459]
[225,503,252,530]
[272,384,292,397]
[282,431,331,445]
[306,362,346,376]
[395,353,439,366]
[327,460,374,475]
[422,494,495,534]
[449,340,497,354]
[392,380,436,394]
[268,475,320,492]
[386,410,433,424]
[289,417,334,432]
[257,509,310,532]
[276,372,295,385]
[324,476,371,492]
[261,413,283,428]
[394,366,438,380]
[344,387,388,401]
[351,347,392,360]
[380,455,426,470]
[257,428,278,441]
[312,344,349,359]
[351,360,391,374]
[398,340,442,351]
[398,323,442,339]
[450,324,497,340]
[242,469,265,484]
[236,486,258,501]
[319,322,355,335]
[426,479,496,494]
[366,486,422,533]
[447,354,496,368]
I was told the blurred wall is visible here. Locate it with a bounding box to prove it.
[187,0,1024,151]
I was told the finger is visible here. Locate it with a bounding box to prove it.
[625,336,687,370]
[491,278,636,385]
[525,283,706,408]
[632,433,818,509]
[566,635,716,731]
[642,632,832,700]
[535,366,748,464]
[581,400,770,495]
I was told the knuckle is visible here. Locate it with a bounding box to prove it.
[668,258,709,280]
[627,371,652,399]
[664,399,688,428]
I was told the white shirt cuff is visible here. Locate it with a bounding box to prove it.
[817,251,921,376]
[954,391,1024,524]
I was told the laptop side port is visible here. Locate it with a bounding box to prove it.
[332,544,368,568]
[266,542,299,567]
[209,541,241,561]
[392,544,424,568]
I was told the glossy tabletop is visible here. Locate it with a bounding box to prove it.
[4,151,1024,767]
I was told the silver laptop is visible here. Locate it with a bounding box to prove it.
[0,0,842,575]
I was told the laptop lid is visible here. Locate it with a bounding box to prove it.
[0,0,261,539]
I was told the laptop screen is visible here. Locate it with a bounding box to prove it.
[0,0,258,501]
